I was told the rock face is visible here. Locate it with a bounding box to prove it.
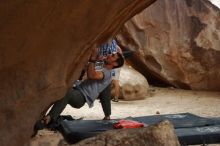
[69,120,180,146]
[117,0,220,91]
[0,1,156,146]
[111,64,149,100]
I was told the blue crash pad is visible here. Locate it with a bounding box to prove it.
[59,113,220,145]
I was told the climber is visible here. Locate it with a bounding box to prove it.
[77,37,123,119]
[38,46,124,127]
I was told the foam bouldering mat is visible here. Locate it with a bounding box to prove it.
[60,119,116,143]
[59,113,220,145]
[135,113,219,128]
[177,125,220,145]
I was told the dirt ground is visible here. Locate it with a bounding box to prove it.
[29,86,220,146]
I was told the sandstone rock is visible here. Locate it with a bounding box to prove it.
[113,64,149,100]
[117,0,220,91]
[67,120,180,146]
[0,1,156,146]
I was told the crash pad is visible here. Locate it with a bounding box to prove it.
[59,113,220,145]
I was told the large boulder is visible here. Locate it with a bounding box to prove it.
[117,0,220,91]
[0,1,156,146]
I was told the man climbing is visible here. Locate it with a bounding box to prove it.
[76,37,123,119]
[39,46,124,126]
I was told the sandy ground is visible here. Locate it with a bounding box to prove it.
[29,86,220,146]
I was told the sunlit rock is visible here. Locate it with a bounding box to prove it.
[115,64,149,100]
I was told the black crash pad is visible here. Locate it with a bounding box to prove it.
[177,125,220,145]
[59,113,220,145]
